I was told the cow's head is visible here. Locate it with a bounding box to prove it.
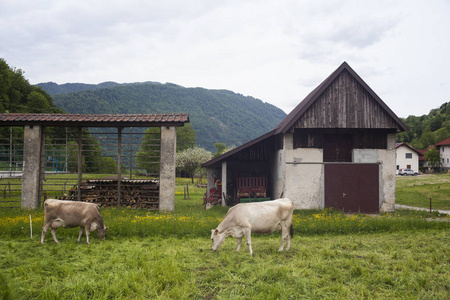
[211,228,226,251]
[97,225,108,240]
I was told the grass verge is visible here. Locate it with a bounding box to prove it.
[0,176,449,299]
[396,174,450,210]
[1,230,449,299]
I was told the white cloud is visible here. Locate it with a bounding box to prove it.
[0,0,449,117]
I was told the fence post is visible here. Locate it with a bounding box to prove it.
[429,198,432,214]
[186,183,189,200]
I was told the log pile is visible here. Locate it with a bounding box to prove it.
[62,179,160,209]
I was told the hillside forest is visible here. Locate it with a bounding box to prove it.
[37,81,286,152]
[396,102,450,149]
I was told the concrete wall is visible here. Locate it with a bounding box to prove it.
[279,133,324,209]
[206,133,397,213]
[284,149,324,209]
[280,132,397,212]
[269,148,286,200]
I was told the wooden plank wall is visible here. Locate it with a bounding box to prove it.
[293,70,401,130]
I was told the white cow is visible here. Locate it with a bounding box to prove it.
[211,198,294,255]
[41,199,108,244]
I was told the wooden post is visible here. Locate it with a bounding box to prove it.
[186,183,189,200]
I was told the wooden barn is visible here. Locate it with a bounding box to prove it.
[202,62,408,213]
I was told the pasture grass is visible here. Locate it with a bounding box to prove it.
[0,176,449,299]
[396,174,450,210]
[1,231,449,299]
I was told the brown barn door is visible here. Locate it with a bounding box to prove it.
[325,164,379,213]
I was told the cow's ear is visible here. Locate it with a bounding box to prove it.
[214,229,219,234]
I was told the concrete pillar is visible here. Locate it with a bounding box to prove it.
[159,126,177,211]
[22,125,43,209]
[221,161,227,206]
[380,133,397,213]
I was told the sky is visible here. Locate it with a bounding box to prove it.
[1,0,449,118]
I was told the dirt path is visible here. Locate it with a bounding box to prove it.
[395,204,450,215]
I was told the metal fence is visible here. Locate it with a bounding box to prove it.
[0,126,162,209]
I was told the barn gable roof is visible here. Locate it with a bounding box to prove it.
[274,61,408,134]
[203,62,408,167]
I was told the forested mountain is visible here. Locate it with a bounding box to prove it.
[37,81,124,95]
[396,102,450,149]
[37,81,287,151]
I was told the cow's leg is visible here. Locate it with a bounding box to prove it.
[50,228,59,244]
[41,223,51,244]
[49,219,63,244]
[236,237,242,251]
[286,234,291,251]
[279,224,291,251]
[85,226,90,244]
[77,227,84,243]
[242,228,253,255]
[285,223,291,251]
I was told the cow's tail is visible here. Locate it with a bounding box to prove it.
[290,223,294,238]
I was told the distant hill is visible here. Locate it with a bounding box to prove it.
[37,81,123,95]
[396,102,450,149]
[37,81,287,151]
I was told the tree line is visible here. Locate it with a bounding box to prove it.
[396,102,450,150]
[396,102,450,170]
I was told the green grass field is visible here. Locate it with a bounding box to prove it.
[396,174,450,210]
[0,176,449,299]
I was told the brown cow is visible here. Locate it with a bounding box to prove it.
[41,199,108,244]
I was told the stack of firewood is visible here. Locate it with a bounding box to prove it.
[62,179,160,209]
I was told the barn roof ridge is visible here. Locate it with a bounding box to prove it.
[273,61,408,134]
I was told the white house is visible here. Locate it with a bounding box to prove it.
[395,143,421,174]
[435,138,450,170]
